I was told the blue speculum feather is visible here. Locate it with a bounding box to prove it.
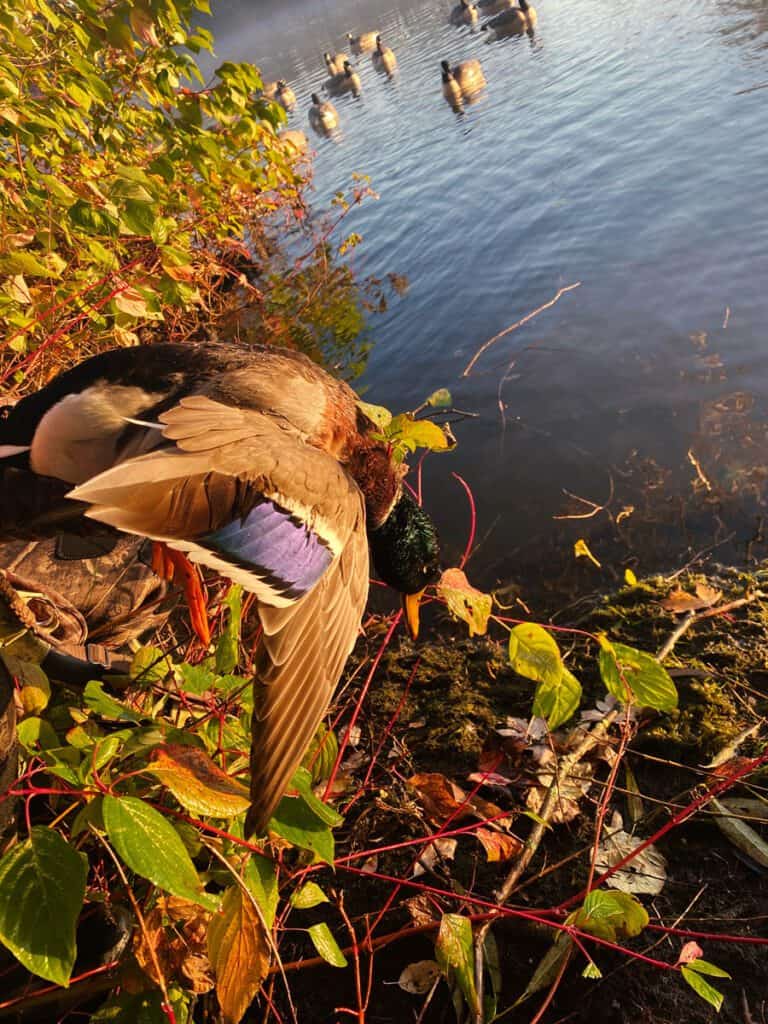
[202,499,333,598]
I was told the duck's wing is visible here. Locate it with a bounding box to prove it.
[68,396,370,831]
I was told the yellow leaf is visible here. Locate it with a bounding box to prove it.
[208,886,270,1024]
[574,539,601,569]
[624,568,637,586]
[436,568,492,637]
[357,400,392,430]
[147,745,251,819]
[6,274,32,305]
[2,655,50,714]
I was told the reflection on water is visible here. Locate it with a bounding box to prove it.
[204,0,768,606]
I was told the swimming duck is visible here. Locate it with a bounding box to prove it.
[441,58,486,98]
[476,0,515,14]
[325,60,362,97]
[309,92,339,132]
[275,80,297,111]
[482,0,536,36]
[346,30,379,53]
[450,0,479,26]
[324,51,349,76]
[441,63,464,108]
[372,35,397,74]
[0,342,441,835]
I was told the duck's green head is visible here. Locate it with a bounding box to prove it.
[369,490,441,638]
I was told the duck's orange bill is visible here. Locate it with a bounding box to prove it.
[402,588,426,640]
[152,542,211,647]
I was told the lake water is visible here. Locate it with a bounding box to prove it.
[205,0,768,604]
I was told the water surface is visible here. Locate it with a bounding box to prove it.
[205,0,768,603]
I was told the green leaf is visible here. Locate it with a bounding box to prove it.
[119,199,157,236]
[0,827,87,985]
[146,744,250,819]
[532,666,582,731]
[508,623,562,688]
[215,585,242,674]
[289,767,343,828]
[67,200,118,236]
[357,400,391,429]
[308,922,347,967]
[681,965,725,1011]
[569,890,648,942]
[130,645,173,685]
[0,252,57,278]
[426,388,452,408]
[436,914,479,1017]
[598,640,678,712]
[291,882,329,910]
[244,855,279,929]
[268,796,335,865]
[685,958,731,979]
[84,681,144,722]
[102,795,218,911]
[16,716,59,751]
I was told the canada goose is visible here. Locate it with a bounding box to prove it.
[441,63,464,108]
[450,0,479,26]
[323,51,349,76]
[279,129,309,156]
[346,30,379,53]
[261,80,279,99]
[275,80,296,111]
[372,35,397,74]
[309,93,339,133]
[441,58,486,96]
[477,0,515,14]
[325,60,362,97]
[482,0,536,36]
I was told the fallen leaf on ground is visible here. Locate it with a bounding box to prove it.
[475,827,522,863]
[413,838,457,878]
[405,894,440,927]
[525,758,594,825]
[595,812,667,895]
[398,960,441,994]
[660,583,722,614]
[408,772,511,828]
[710,796,768,869]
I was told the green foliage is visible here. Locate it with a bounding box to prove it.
[307,921,348,967]
[567,890,649,941]
[436,914,479,1018]
[0,0,382,389]
[103,794,219,910]
[598,639,678,712]
[681,959,730,1012]
[508,623,582,729]
[0,827,87,985]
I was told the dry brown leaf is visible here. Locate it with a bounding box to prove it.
[398,960,441,995]
[595,813,667,895]
[408,772,510,827]
[413,838,457,878]
[405,894,439,928]
[208,885,270,1024]
[134,896,214,994]
[525,759,594,825]
[660,583,722,614]
[474,827,522,863]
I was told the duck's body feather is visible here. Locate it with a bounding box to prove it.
[476,0,515,14]
[0,342,431,834]
[372,36,397,74]
[324,52,349,76]
[450,0,479,25]
[325,61,362,97]
[482,0,536,35]
[347,30,379,53]
[309,93,339,132]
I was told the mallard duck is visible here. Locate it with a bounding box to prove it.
[325,60,362,97]
[275,80,296,111]
[450,0,479,26]
[372,35,397,74]
[441,58,486,98]
[309,93,339,133]
[482,0,536,35]
[0,342,441,835]
[346,30,379,53]
[324,51,349,76]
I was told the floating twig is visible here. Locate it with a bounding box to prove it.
[461,281,582,377]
